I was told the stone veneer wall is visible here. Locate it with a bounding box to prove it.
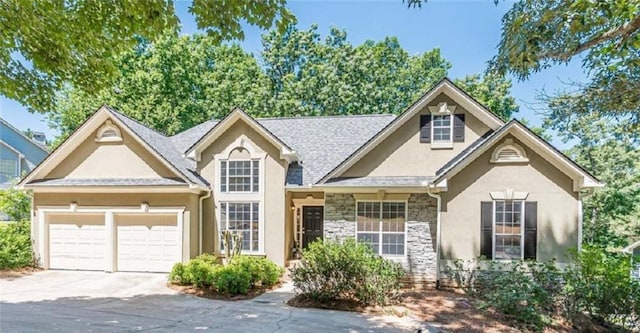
[323,192,438,283]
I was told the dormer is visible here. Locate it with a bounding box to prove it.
[419,101,465,149]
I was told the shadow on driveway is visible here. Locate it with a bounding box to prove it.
[0,271,420,332]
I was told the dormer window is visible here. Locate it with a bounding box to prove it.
[432,115,452,143]
[490,138,529,163]
[95,120,123,143]
[420,102,465,148]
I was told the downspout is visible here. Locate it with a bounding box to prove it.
[426,184,442,287]
[199,189,212,255]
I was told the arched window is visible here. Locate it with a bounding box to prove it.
[95,120,123,143]
[490,138,528,163]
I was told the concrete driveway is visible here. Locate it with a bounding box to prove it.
[0,271,425,333]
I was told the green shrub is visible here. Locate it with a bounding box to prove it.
[0,187,31,222]
[453,247,640,331]
[230,255,283,288]
[453,259,562,331]
[0,221,34,269]
[169,262,190,285]
[185,257,218,288]
[168,254,282,295]
[291,239,404,306]
[214,264,251,294]
[563,246,639,330]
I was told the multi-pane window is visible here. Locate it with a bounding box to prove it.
[432,115,452,142]
[219,202,260,252]
[356,201,406,256]
[220,160,259,192]
[0,159,17,183]
[494,200,523,259]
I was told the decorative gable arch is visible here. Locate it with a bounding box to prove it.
[490,138,528,163]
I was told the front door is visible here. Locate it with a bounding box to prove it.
[302,206,324,248]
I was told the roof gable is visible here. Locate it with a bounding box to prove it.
[19,106,203,188]
[0,118,48,163]
[317,78,506,183]
[185,108,299,163]
[433,120,603,191]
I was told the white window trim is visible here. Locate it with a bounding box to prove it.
[428,102,456,149]
[492,200,525,261]
[213,136,266,254]
[218,201,263,254]
[430,114,454,149]
[355,200,408,257]
[220,159,260,193]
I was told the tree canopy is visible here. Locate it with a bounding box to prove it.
[50,26,518,145]
[0,0,294,114]
[490,0,640,128]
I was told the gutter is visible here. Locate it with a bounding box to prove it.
[198,188,212,254]
[426,184,442,287]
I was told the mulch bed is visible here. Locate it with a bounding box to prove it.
[287,288,611,333]
[0,266,41,279]
[168,281,283,301]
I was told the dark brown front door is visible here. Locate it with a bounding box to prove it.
[302,206,324,248]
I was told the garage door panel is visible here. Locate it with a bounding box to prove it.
[116,214,178,273]
[49,214,105,271]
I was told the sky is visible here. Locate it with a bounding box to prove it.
[0,0,586,148]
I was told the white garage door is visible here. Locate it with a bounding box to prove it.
[116,214,179,272]
[49,214,105,271]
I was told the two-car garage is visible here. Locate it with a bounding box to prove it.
[42,207,183,273]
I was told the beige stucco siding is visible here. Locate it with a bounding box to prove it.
[342,94,491,178]
[440,135,579,266]
[32,192,200,262]
[197,120,288,266]
[46,124,177,179]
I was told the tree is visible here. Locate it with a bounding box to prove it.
[49,32,271,142]
[542,94,640,247]
[0,187,31,222]
[1,0,294,114]
[489,0,640,127]
[454,72,519,121]
[52,26,519,145]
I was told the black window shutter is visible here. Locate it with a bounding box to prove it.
[453,114,465,142]
[524,202,538,260]
[481,201,493,259]
[420,115,431,143]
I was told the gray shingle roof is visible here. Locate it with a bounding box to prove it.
[168,114,396,186]
[170,120,218,153]
[28,178,186,186]
[258,115,396,185]
[322,176,434,187]
[436,130,496,176]
[106,107,209,187]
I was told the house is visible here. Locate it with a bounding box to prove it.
[623,241,640,280]
[19,79,603,283]
[0,117,48,189]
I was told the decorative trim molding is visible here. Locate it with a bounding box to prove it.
[428,102,457,114]
[490,138,529,163]
[352,193,411,201]
[95,120,123,143]
[490,189,529,200]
